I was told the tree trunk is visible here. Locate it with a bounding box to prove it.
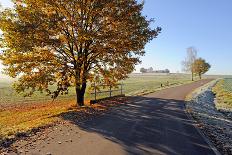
[75,83,87,107]
[199,74,202,79]
[191,72,194,81]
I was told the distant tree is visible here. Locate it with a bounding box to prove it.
[147,67,153,73]
[192,58,211,79]
[0,0,161,106]
[140,68,147,73]
[182,47,198,81]
[165,69,170,73]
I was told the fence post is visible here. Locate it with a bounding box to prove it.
[109,85,112,97]
[94,83,97,101]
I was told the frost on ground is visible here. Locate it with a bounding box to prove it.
[187,80,232,155]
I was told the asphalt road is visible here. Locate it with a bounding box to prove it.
[15,79,217,155]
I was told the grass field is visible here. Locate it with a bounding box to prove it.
[0,73,203,141]
[123,73,192,95]
[223,78,232,92]
[0,73,193,106]
[213,78,232,111]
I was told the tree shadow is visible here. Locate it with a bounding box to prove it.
[59,96,215,155]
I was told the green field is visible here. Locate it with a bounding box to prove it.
[0,73,193,106]
[222,78,232,92]
[213,78,232,111]
[123,73,192,95]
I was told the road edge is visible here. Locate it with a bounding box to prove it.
[184,80,221,155]
[184,110,221,155]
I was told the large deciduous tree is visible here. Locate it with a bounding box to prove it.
[0,0,161,106]
[192,58,211,79]
[182,47,197,81]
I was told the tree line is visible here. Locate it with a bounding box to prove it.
[140,67,170,74]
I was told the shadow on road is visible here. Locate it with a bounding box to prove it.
[59,96,215,155]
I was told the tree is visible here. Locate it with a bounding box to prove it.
[140,67,147,73]
[147,67,153,73]
[164,69,170,73]
[182,47,197,81]
[192,58,211,79]
[0,0,161,106]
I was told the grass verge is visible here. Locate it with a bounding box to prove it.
[212,79,232,111]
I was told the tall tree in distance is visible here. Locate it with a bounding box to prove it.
[147,67,153,73]
[140,68,147,73]
[0,0,161,106]
[182,47,198,81]
[192,58,211,79]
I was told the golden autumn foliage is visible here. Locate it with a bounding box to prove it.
[192,58,211,79]
[0,0,161,106]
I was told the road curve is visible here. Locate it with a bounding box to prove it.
[20,79,217,155]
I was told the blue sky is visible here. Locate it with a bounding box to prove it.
[1,0,232,75]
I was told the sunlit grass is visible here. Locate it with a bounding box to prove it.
[0,99,114,141]
[123,74,191,95]
[0,100,72,139]
[212,79,232,111]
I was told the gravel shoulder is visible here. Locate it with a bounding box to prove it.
[186,80,232,155]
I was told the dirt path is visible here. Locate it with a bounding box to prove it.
[6,79,217,155]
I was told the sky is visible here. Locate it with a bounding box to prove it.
[0,0,232,75]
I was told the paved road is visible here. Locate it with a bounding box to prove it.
[19,79,217,155]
